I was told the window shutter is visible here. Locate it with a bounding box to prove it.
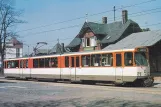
[91,36,97,46]
[94,36,97,46]
[82,38,85,47]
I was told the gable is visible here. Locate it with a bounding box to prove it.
[66,19,141,48]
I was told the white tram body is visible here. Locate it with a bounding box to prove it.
[4,47,153,86]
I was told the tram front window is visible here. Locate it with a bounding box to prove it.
[135,52,148,66]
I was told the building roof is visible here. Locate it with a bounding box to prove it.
[35,43,62,55]
[48,43,62,54]
[103,30,161,51]
[66,19,141,48]
[66,37,81,48]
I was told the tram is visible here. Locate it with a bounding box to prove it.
[3,47,154,87]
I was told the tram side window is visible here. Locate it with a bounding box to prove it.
[33,59,39,68]
[20,60,28,68]
[116,54,122,66]
[26,60,28,68]
[82,55,90,67]
[39,58,45,68]
[65,56,69,67]
[3,61,6,68]
[15,60,19,68]
[102,53,113,66]
[7,61,11,68]
[20,60,23,68]
[124,52,133,66]
[45,58,50,67]
[71,57,74,67]
[76,57,79,67]
[91,54,101,67]
[7,60,19,68]
[49,57,58,67]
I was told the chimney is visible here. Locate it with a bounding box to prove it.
[122,10,128,24]
[102,17,107,24]
[61,43,64,54]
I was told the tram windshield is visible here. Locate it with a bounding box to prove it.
[135,52,148,66]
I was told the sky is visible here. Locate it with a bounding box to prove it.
[14,0,161,54]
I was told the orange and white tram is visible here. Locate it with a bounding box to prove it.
[3,47,154,87]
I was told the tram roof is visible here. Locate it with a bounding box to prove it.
[4,48,135,60]
[103,30,161,50]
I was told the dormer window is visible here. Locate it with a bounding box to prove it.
[82,36,97,47]
[107,36,111,40]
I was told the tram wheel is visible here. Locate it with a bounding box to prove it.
[142,78,154,87]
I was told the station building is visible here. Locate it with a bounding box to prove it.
[103,30,161,77]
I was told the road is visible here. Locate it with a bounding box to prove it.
[0,78,161,107]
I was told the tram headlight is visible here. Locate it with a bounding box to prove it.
[137,72,141,76]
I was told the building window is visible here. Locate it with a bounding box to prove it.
[86,38,90,47]
[83,36,97,47]
[16,48,20,58]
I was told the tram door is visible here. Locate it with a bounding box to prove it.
[19,60,24,78]
[70,56,80,81]
[20,60,30,78]
[115,53,123,83]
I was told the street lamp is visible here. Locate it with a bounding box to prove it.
[23,44,30,57]
[33,42,48,56]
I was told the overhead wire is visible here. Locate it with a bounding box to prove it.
[16,0,157,33]
[41,21,161,45]
[21,7,161,38]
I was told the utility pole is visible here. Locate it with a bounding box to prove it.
[85,13,88,22]
[114,6,116,22]
[57,38,59,43]
[23,44,30,57]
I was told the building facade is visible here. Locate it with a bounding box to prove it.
[0,37,23,68]
[5,37,23,59]
[66,10,142,52]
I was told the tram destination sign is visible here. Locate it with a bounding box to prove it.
[137,48,147,52]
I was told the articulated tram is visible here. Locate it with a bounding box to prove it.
[4,47,154,87]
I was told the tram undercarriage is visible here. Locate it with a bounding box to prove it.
[5,74,154,87]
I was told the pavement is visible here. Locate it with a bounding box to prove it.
[0,78,161,107]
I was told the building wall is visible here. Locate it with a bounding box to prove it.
[5,48,23,59]
[0,37,23,68]
[149,41,161,73]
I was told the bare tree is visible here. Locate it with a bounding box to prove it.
[0,0,23,75]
